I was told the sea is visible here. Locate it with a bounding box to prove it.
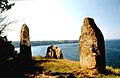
[15,40,120,68]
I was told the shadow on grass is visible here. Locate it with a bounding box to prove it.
[50,72,96,78]
[0,58,44,78]
[105,69,120,76]
[0,60,24,78]
[33,58,59,68]
[34,59,59,64]
[50,72,76,78]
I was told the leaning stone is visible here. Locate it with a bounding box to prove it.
[46,45,63,59]
[78,17,105,74]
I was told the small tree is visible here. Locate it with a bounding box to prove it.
[0,0,15,61]
[0,0,15,13]
[0,0,15,36]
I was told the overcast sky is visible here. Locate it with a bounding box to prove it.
[2,0,120,41]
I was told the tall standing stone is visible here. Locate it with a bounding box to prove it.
[78,17,105,74]
[20,24,32,62]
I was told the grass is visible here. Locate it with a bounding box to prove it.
[32,56,120,78]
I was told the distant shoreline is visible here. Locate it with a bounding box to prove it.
[12,39,120,42]
[12,40,78,47]
[12,39,120,47]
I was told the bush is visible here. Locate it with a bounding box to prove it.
[0,36,15,61]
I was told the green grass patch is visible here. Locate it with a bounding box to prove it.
[33,56,120,78]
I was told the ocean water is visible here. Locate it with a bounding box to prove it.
[15,40,120,68]
[105,40,120,68]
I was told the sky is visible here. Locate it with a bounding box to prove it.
[1,0,120,41]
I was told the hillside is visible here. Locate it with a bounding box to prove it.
[25,56,120,78]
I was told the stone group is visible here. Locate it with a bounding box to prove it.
[19,17,106,75]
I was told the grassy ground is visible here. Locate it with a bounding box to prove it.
[32,56,120,78]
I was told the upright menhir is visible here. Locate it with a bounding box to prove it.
[78,17,105,74]
[20,24,32,63]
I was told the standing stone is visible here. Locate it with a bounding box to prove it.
[78,17,105,74]
[20,24,32,62]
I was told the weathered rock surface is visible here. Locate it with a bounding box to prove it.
[46,45,63,59]
[78,17,105,74]
[20,24,32,61]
